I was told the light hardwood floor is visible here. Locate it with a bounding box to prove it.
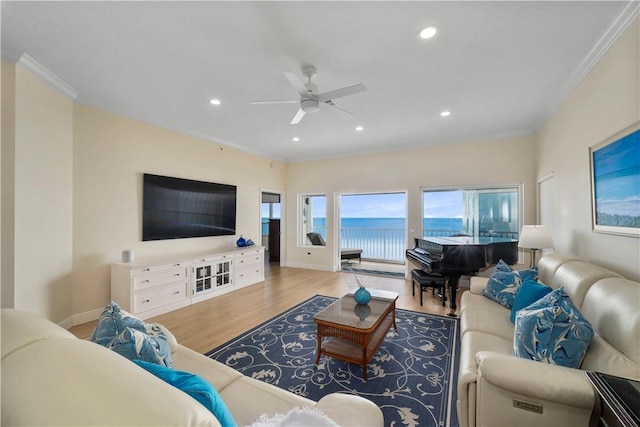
[69,263,465,354]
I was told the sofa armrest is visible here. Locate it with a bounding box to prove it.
[315,394,384,427]
[469,277,489,295]
[475,351,594,409]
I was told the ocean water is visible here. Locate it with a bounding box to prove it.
[261,217,463,261]
[261,217,463,234]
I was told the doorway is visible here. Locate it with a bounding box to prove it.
[338,192,407,277]
[261,191,283,263]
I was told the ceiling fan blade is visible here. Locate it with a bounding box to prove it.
[316,83,367,102]
[290,108,306,125]
[320,101,353,119]
[249,100,299,104]
[284,72,310,98]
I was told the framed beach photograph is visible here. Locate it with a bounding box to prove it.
[590,120,640,237]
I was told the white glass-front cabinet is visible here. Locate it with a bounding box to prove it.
[192,254,233,302]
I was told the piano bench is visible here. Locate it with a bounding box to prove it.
[411,269,446,307]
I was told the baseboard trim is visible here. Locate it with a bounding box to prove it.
[59,307,103,329]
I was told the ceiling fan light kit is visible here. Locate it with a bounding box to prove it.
[249,65,367,125]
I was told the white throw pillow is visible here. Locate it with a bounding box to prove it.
[250,407,339,427]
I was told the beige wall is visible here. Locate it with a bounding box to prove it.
[285,135,537,271]
[1,60,17,308]
[7,64,74,321]
[71,104,286,322]
[536,18,640,281]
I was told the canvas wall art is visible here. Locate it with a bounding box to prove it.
[590,120,640,237]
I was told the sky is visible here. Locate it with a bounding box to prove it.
[261,191,464,218]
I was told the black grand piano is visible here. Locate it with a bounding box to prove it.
[406,236,518,315]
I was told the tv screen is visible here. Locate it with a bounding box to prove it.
[142,173,237,241]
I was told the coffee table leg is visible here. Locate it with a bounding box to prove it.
[315,326,321,365]
[392,302,397,330]
[362,347,368,381]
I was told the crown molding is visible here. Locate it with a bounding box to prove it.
[534,1,639,131]
[17,53,78,100]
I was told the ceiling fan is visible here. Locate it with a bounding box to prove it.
[249,65,367,125]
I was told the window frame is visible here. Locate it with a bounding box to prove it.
[421,183,522,239]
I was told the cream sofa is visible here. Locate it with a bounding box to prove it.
[457,253,640,427]
[1,308,384,426]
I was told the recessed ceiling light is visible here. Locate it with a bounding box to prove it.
[417,25,439,40]
[209,99,221,105]
[355,126,364,131]
[440,111,451,117]
[292,137,300,142]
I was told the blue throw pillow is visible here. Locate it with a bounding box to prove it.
[133,359,237,427]
[482,262,538,309]
[514,287,594,368]
[91,301,172,367]
[510,277,553,323]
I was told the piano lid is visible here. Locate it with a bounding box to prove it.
[421,236,517,246]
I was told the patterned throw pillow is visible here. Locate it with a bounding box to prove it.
[514,288,594,368]
[482,261,538,309]
[90,300,146,345]
[91,301,173,367]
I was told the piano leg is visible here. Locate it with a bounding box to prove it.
[446,274,461,317]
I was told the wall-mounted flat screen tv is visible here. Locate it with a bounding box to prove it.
[143,173,237,241]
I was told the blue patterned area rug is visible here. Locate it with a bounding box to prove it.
[206,295,460,427]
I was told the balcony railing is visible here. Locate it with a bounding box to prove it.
[296,226,519,264]
[340,227,406,262]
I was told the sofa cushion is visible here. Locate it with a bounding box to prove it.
[482,262,538,309]
[460,293,514,340]
[510,277,553,323]
[91,301,172,367]
[514,288,594,368]
[133,359,236,427]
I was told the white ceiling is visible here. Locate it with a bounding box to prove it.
[1,1,635,163]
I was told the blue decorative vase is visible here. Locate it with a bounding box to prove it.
[354,286,371,305]
[236,235,246,247]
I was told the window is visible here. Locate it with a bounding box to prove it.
[423,186,520,239]
[301,194,326,246]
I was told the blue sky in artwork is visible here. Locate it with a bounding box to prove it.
[593,129,640,216]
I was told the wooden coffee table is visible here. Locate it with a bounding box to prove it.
[313,289,399,380]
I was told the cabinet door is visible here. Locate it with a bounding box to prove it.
[193,257,232,296]
[214,260,232,287]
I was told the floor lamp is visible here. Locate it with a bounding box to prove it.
[518,225,554,268]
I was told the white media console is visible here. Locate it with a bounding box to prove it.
[111,246,265,319]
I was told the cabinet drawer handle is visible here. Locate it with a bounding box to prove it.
[143,268,150,272]
[174,263,181,267]
[173,273,180,277]
[142,299,150,303]
[173,291,180,295]
[142,279,150,283]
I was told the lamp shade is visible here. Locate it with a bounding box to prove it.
[518,225,554,249]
